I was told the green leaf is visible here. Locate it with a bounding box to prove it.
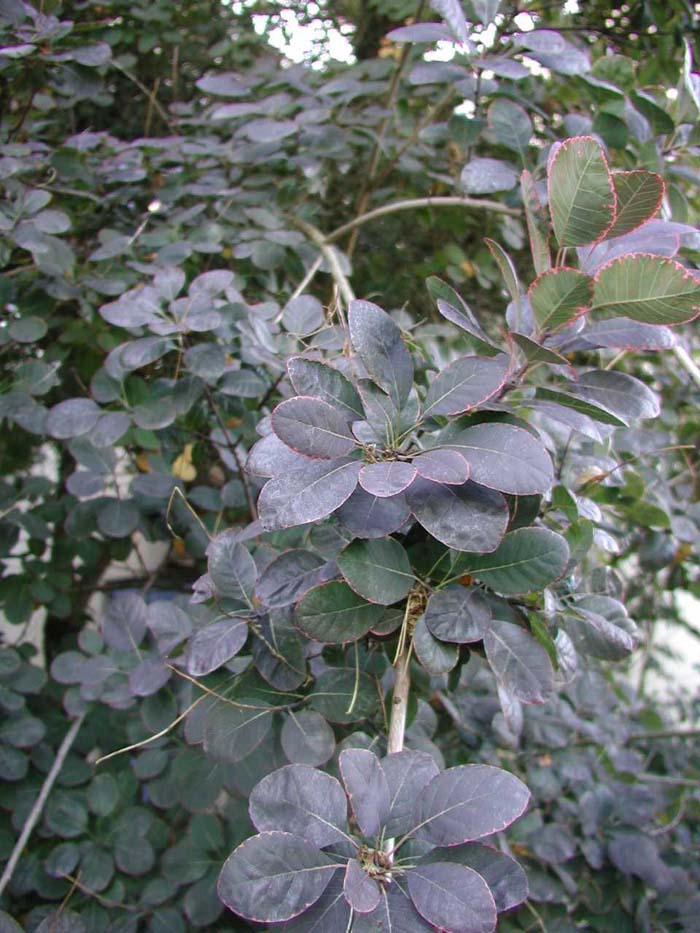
[413,615,459,674]
[309,668,378,723]
[548,136,616,246]
[605,170,664,239]
[591,255,700,325]
[296,581,384,643]
[337,538,414,605]
[529,267,593,332]
[460,528,570,595]
[488,99,532,160]
[534,387,627,427]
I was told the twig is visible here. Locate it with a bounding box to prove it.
[112,62,173,130]
[95,695,205,766]
[0,713,86,897]
[326,196,520,243]
[290,217,355,307]
[201,383,257,520]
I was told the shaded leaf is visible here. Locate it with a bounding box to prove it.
[47,398,100,439]
[296,581,384,643]
[207,534,257,603]
[281,711,336,767]
[102,592,147,651]
[256,550,328,608]
[287,357,363,419]
[488,98,531,159]
[407,478,509,553]
[309,669,378,723]
[424,842,528,912]
[203,700,272,763]
[461,157,518,194]
[336,488,410,539]
[413,615,459,673]
[484,619,556,703]
[424,585,491,643]
[381,750,440,837]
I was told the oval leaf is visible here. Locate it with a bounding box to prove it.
[296,581,384,643]
[424,355,510,417]
[484,619,556,704]
[186,619,248,676]
[407,478,509,553]
[413,449,469,485]
[605,170,664,239]
[348,300,413,407]
[217,832,338,923]
[343,860,381,914]
[447,423,554,495]
[591,254,700,325]
[258,458,361,531]
[336,487,410,539]
[427,842,529,912]
[407,862,497,933]
[413,764,530,845]
[548,135,616,246]
[461,527,570,595]
[337,538,413,605]
[249,765,348,847]
[359,461,417,498]
[424,585,491,644]
[272,396,356,459]
[287,357,363,419]
[529,267,593,332]
[381,751,440,837]
[339,748,391,838]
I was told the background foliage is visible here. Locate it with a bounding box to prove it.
[0,0,699,930]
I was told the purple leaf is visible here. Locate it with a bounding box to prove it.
[407,862,497,932]
[424,585,491,644]
[353,884,433,931]
[387,23,453,43]
[461,158,518,194]
[287,356,363,420]
[348,300,413,407]
[413,616,459,674]
[46,398,101,439]
[336,488,410,539]
[258,458,362,531]
[413,449,469,485]
[246,433,310,477]
[359,462,417,498]
[412,765,530,845]
[484,619,555,704]
[271,396,356,459]
[561,318,677,351]
[127,658,170,697]
[277,873,350,931]
[248,764,349,848]
[207,534,257,602]
[102,593,147,651]
[343,860,381,914]
[407,478,508,553]
[186,619,248,676]
[255,549,329,608]
[280,711,336,767]
[427,842,529,911]
[430,0,470,44]
[339,748,391,838]
[381,751,440,837]
[447,423,554,495]
[217,832,338,923]
[567,370,660,423]
[424,355,510,417]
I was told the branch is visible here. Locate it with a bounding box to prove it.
[289,217,356,307]
[326,196,521,243]
[202,383,257,520]
[0,713,85,897]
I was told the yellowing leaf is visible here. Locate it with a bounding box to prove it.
[135,453,151,473]
[172,443,197,481]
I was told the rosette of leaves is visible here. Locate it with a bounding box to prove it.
[217,749,530,930]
